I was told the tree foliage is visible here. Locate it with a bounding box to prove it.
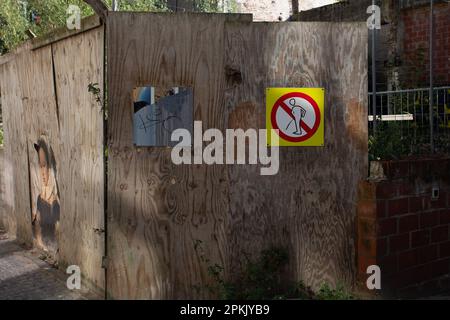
[0,0,168,54]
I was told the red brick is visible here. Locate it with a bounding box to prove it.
[409,196,425,213]
[377,238,388,257]
[376,200,386,218]
[391,264,432,288]
[419,279,441,296]
[358,237,377,258]
[388,198,409,217]
[439,209,450,225]
[399,214,419,233]
[379,218,397,236]
[358,256,377,277]
[411,230,431,248]
[431,259,450,278]
[358,217,377,238]
[382,161,410,180]
[439,241,450,259]
[431,225,449,243]
[357,200,376,218]
[431,194,447,209]
[420,211,440,228]
[397,183,414,197]
[398,250,419,271]
[418,245,439,264]
[409,160,426,178]
[358,181,376,200]
[390,233,410,253]
[379,255,397,276]
[376,182,397,199]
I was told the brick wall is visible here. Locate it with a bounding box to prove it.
[401,3,450,87]
[295,1,450,89]
[357,158,450,298]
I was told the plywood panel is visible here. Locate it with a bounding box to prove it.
[106,13,254,299]
[224,22,368,290]
[0,25,105,292]
[0,58,32,244]
[52,27,105,290]
[107,14,367,299]
[0,145,16,235]
[14,45,62,255]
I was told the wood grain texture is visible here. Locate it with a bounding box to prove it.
[14,44,61,254]
[107,14,367,298]
[224,22,368,290]
[106,13,254,299]
[0,147,16,235]
[52,27,105,290]
[0,56,32,244]
[0,27,105,291]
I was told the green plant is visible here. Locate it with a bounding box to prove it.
[0,0,169,54]
[194,241,314,300]
[88,82,105,113]
[369,121,412,160]
[316,283,354,300]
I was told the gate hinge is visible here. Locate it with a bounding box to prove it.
[102,256,108,269]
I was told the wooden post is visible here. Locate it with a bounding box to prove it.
[83,0,109,21]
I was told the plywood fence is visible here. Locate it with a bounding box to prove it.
[106,13,368,299]
[0,12,368,299]
[0,17,105,292]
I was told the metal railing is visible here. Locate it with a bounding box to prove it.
[368,87,450,157]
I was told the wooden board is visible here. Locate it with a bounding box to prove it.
[52,27,105,290]
[14,44,61,255]
[224,22,368,290]
[107,13,367,299]
[0,57,32,244]
[0,147,16,234]
[0,26,105,292]
[106,13,254,299]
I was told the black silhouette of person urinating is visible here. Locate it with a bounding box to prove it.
[287,98,307,136]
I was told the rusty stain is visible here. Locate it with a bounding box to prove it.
[346,98,367,152]
[228,101,257,130]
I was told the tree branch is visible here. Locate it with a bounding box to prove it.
[83,0,109,21]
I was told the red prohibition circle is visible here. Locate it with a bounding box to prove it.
[271,92,321,143]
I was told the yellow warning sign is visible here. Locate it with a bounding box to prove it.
[266,88,325,147]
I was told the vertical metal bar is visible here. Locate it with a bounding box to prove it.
[112,0,119,11]
[372,0,377,133]
[407,92,411,153]
[429,0,434,152]
[421,91,424,126]
[436,89,439,138]
[445,89,449,143]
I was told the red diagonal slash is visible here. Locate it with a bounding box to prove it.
[279,102,313,134]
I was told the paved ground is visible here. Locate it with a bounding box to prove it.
[0,232,88,300]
